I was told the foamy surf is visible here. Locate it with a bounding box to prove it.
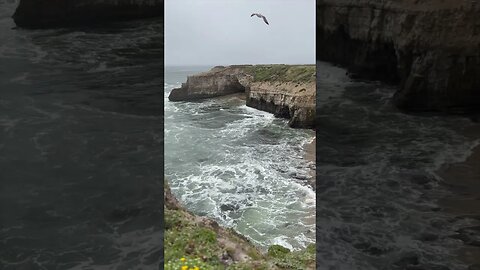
[165,66,315,251]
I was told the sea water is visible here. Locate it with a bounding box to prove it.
[317,61,480,270]
[0,1,162,268]
[164,66,316,251]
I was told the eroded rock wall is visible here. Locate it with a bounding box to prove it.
[246,82,315,128]
[168,74,246,101]
[13,0,163,28]
[317,0,480,112]
[168,65,316,129]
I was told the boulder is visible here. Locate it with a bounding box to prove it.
[13,0,163,28]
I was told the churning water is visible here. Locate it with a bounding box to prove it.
[317,61,480,270]
[164,66,316,251]
[0,1,162,269]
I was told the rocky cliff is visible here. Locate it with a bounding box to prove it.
[246,81,315,128]
[13,0,163,28]
[168,66,249,101]
[168,65,316,128]
[317,0,480,113]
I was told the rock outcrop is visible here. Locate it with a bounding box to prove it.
[13,0,163,28]
[168,66,248,101]
[168,65,316,129]
[317,0,480,113]
[246,81,315,128]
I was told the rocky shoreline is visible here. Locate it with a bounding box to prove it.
[12,0,163,28]
[168,65,316,129]
[317,0,480,113]
[164,180,315,269]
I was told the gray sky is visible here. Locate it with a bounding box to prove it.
[165,0,315,66]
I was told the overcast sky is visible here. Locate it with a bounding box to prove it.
[165,0,315,66]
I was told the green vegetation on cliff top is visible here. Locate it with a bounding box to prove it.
[245,65,315,83]
[164,180,315,270]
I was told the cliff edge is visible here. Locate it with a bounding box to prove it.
[168,65,316,129]
[13,0,163,28]
[164,180,315,269]
[317,0,480,113]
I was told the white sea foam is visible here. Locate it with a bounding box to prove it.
[165,72,315,250]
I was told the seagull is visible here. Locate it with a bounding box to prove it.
[251,13,269,25]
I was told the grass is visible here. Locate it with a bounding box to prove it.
[244,65,316,83]
[164,180,316,269]
[268,244,316,270]
[164,209,223,270]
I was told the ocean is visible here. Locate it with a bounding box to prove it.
[317,61,480,270]
[4,0,479,267]
[164,66,316,251]
[0,1,163,269]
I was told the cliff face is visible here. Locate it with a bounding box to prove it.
[13,0,163,28]
[246,81,315,128]
[317,0,480,112]
[168,65,316,129]
[168,66,249,101]
[164,181,316,269]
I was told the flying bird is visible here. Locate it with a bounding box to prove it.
[251,13,269,25]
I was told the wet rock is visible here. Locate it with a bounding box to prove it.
[13,0,163,28]
[220,204,239,212]
[246,85,315,128]
[317,0,480,113]
[169,65,315,129]
[255,187,269,194]
[291,173,308,181]
[164,181,181,210]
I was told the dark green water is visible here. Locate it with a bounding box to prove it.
[0,1,163,268]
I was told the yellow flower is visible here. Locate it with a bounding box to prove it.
[180,257,186,262]
[181,266,188,270]
[193,267,199,270]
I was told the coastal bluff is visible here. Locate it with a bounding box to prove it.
[164,180,316,269]
[13,0,163,28]
[317,0,480,113]
[168,65,316,129]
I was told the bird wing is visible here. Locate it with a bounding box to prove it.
[251,13,255,17]
[262,16,269,25]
